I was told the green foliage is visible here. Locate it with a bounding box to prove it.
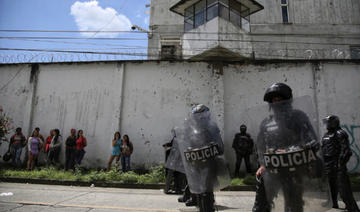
[230,178,244,185]
[120,171,138,183]
[0,165,167,184]
[0,167,76,181]
[350,174,360,185]
[231,175,256,185]
[243,175,257,185]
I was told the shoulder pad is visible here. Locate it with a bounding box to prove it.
[336,129,348,139]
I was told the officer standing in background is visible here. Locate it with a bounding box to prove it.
[232,124,253,176]
[321,115,360,212]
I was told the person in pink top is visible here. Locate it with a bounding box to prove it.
[9,127,26,168]
[75,129,87,165]
[27,130,42,170]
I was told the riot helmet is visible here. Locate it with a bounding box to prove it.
[190,104,211,127]
[263,83,293,103]
[323,115,340,131]
[192,104,209,114]
[240,124,247,133]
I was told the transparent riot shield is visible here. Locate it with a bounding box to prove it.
[177,111,230,194]
[165,136,185,174]
[242,96,328,212]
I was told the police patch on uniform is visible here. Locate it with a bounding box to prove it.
[184,143,220,162]
[264,148,317,169]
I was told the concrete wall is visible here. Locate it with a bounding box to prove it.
[148,0,360,60]
[0,60,360,172]
[148,0,183,59]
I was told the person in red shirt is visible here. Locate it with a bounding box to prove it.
[75,129,87,166]
[45,129,54,153]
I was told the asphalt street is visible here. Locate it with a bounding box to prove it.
[0,183,359,212]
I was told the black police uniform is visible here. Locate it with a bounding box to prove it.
[232,125,253,175]
[252,83,318,212]
[164,135,186,194]
[178,104,230,212]
[321,115,360,212]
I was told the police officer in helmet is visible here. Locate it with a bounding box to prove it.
[252,83,319,212]
[322,115,360,212]
[176,104,230,212]
[232,124,254,176]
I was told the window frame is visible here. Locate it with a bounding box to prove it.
[280,0,289,23]
[183,0,251,32]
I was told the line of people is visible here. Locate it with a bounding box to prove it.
[8,127,87,171]
[6,127,134,173]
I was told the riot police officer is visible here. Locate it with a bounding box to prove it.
[322,115,360,212]
[163,129,183,194]
[176,104,230,212]
[232,124,253,176]
[252,83,319,212]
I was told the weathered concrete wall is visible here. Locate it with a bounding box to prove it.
[0,64,33,136]
[251,0,360,24]
[120,62,221,166]
[315,62,360,172]
[149,0,360,60]
[148,0,183,59]
[0,60,359,172]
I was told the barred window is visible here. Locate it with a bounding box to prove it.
[184,0,251,32]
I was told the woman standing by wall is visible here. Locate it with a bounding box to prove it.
[48,129,62,165]
[121,134,133,172]
[27,130,42,170]
[65,129,77,171]
[106,132,122,171]
[75,129,87,166]
[9,127,26,168]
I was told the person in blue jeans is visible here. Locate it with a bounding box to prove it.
[120,135,133,172]
[10,128,26,168]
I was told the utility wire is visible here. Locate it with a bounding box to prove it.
[0,46,352,53]
[0,30,359,38]
[0,37,147,48]
[0,36,358,45]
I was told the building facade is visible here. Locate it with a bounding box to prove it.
[148,0,360,60]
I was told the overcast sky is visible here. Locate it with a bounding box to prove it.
[0,0,151,63]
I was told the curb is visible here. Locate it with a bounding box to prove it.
[0,177,255,191]
[0,177,164,189]
[6,177,360,192]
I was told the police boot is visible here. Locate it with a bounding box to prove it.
[345,203,360,212]
[185,193,198,206]
[198,192,215,212]
[252,178,271,212]
[178,185,191,203]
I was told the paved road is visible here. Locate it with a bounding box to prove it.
[0,183,359,212]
